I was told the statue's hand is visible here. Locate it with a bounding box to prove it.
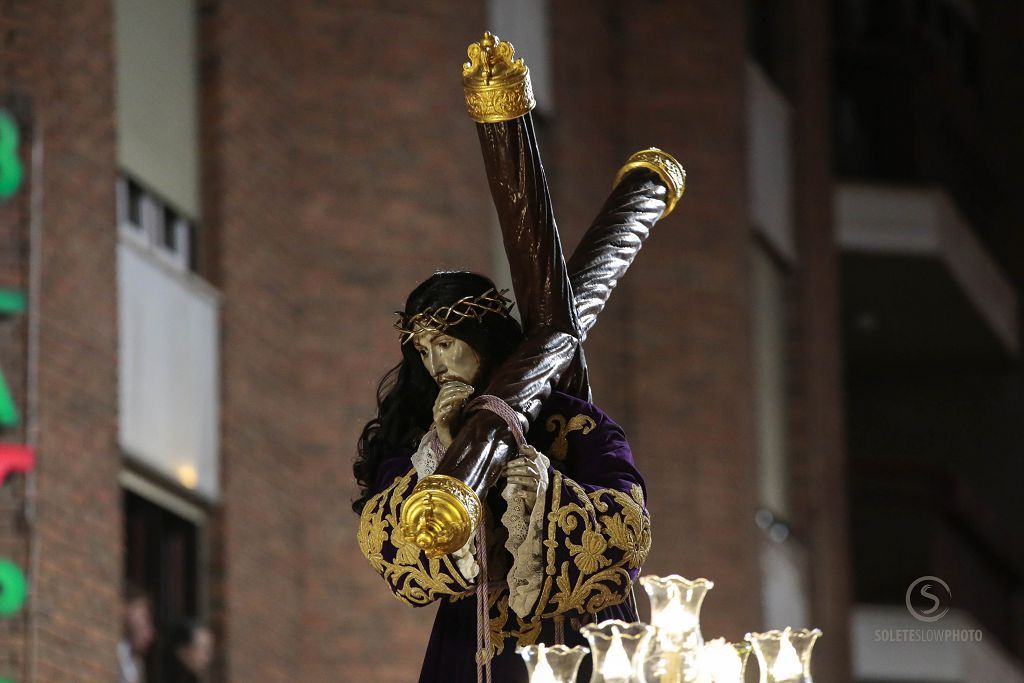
[503,446,545,511]
[432,381,474,449]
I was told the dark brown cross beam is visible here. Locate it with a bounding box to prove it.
[400,36,683,556]
[441,114,678,491]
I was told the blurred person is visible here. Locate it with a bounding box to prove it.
[117,584,155,683]
[167,619,215,683]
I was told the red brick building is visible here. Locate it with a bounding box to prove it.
[1,1,1021,682]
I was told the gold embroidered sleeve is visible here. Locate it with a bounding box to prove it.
[522,472,651,621]
[357,466,475,606]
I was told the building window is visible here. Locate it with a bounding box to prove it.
[162,205,178,251]
[123,475,206,683]
[117,174,197,274]
[114,0,200,219]
[747,0,787,89]
[126,177,145,228]
[751,242,791,519]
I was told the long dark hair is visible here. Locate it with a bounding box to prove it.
[352,272,523,513]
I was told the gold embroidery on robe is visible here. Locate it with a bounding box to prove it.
[545,413,597,460]
[469,475,651,658]
[358,467,474,605]
[491,472,652,647]
[360,466,651,654]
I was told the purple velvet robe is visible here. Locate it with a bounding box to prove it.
[357,391,650,682]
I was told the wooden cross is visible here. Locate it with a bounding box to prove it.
[401,34,684,556]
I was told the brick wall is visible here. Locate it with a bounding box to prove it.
[204,2,489,680]
[558,0,764,642]
[201,3,307,680]
[292,4,493,680]
[549,2,762,642]
[0,1,122,681]
[547,2,632,427]
[782,3,852,680]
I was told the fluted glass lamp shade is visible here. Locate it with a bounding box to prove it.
[580,620,655,683]
[517,644,590,683]
[701,639,751,683]
[639,575,713,683]
[745,628,822,683]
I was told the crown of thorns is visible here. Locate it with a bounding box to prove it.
[394,287,515,343]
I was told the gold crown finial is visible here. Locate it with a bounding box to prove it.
[462,32,536,123]
[613,148,687,218]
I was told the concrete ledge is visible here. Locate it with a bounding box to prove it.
[836,183,1018,354]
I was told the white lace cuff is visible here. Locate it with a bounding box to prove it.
[451,534,479,581]
[501,448,550,618]
[410,430,442,480]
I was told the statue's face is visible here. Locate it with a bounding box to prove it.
[411,327,483,387]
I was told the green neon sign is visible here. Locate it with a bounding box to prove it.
[0,290,24,313]
[0,560,27,616]
[0,109,24,199]
[0,289,24,427]
[0,106,28,683]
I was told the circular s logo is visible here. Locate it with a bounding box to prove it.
[906,576,951,622]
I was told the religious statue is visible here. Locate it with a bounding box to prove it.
[355,33,684,682]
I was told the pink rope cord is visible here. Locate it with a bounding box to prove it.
[468,394,525,683]
[475,523,492,683]
[467,394,527,448]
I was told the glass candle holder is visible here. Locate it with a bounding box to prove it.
[580,620,656,683]
[639,575,714,683]
[745,628,822,683]
[701,639,751,683]
[518,643,590,683]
